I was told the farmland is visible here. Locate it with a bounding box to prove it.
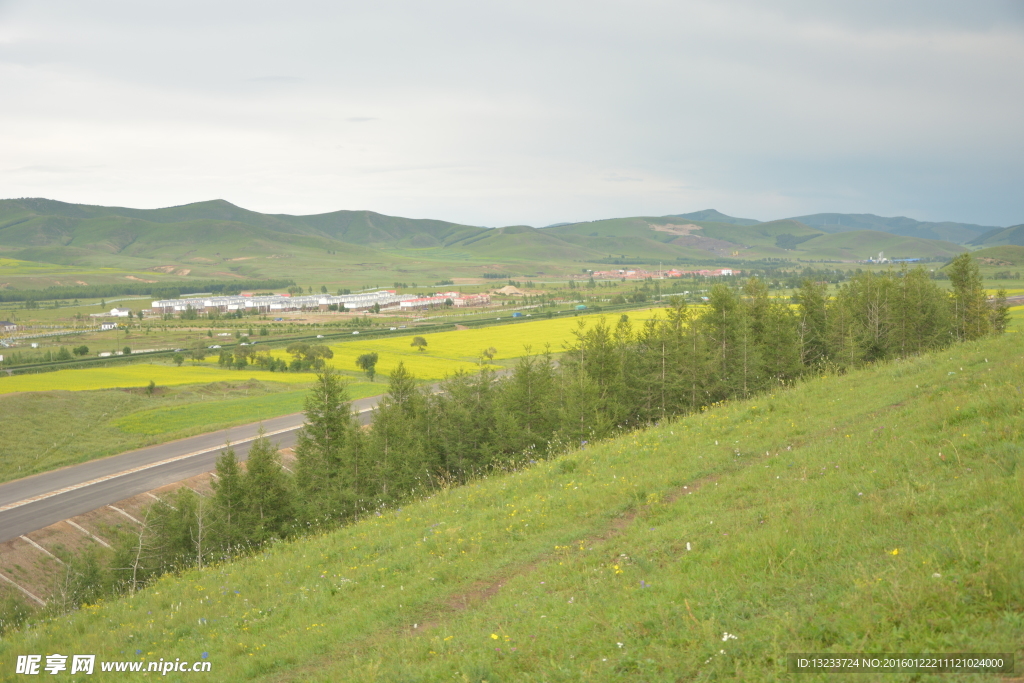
[0,379,376,483]
[0,309,669,481]
[0,363,308,395]
[221,309,671,380]
[2,328,1019,680]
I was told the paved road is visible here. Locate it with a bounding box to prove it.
[0,394,384,544]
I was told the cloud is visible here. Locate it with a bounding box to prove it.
[248,76,303,83]
[0,0,1020,226]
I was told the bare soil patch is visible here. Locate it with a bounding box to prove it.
[650,223,702,236]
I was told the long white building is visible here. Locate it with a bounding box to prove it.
[149,290,415,316]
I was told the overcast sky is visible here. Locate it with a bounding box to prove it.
[1,0,1022,227]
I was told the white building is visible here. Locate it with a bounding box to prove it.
[90,307,132,318]
[149,290,417,316]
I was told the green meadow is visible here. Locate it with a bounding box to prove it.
[2,331,1020,681]
[0,379,379,483]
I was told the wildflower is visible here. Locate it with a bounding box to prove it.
[722,632,737,641]
[490,633,499,640]
[890,548,899,555]
[617,642,624,648]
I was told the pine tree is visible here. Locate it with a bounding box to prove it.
[990,288,1010,335]
[366,362,428,505]
[795,279,829,367]
[211,444,247,552]
[242,431,293,543]
[294,368,357,523]
[947,253,990,341]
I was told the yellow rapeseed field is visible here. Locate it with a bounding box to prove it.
[316,308,668,379]
[0,309,671,394]
[0,364,308,395]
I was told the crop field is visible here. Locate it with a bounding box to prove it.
[0,363,310,395]
[260,308,671,380]
[3,332,1019,680]
[111,383,379,436]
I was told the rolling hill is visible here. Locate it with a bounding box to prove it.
[785,212,999,244]
[0,199,979,285]
[670,209,761,226]
[968,244,1024,266]
[545,216,965,261]
[966,224,1024,248]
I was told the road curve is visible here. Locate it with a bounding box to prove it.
[0,394,384,543]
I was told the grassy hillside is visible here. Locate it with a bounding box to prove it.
[787,213,998,244]
[3,331,1019,680]
[442,226,606,261]
[2,200,982,285]
[793,230,966,260]
[968,224,1024,248]
[671,209,761,226]
[971,245,1024,266]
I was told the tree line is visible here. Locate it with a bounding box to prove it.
[18,257,1010,623]
[0,279,296,304]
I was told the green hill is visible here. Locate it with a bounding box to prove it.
[670,209,761,226]
[967,224,1024,248]
[787,212,999,244]
[790,230,966,261]
[969,244,1024,266]
[3,333,1019,680]
[546,217,965,261]
[439,225,607,261]
[0,199,989,282]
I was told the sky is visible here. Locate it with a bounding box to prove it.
[1,0,1022,228]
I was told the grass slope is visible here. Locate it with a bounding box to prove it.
[671,209,762,226]
[787,213,999,244]
[792,230,966,260]
[3,333,1020,681]
[1,199,977,278]
[971,245,1024,266]
[968,224,1024,248]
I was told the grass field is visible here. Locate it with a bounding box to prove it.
[110,383,380,436]
[3,330,1019,680]
[0,379,377,483]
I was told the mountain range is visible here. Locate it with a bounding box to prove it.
[1,198,1019,285]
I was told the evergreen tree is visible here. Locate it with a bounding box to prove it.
[211,445,248,552]
[947,253,990,341]
[795,279,829,367]
[990,287,1010,335]
[242,432,293,542]
[294,368,359,523]
[366,362,428,505]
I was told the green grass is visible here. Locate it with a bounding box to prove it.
[110,383,381,436]
[972,244,1024,266]
[3,332,1020,681]
[0,379,379,483]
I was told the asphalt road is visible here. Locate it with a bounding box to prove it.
[0,394,384,543]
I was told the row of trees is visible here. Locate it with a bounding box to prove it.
[45,259,1009,607]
